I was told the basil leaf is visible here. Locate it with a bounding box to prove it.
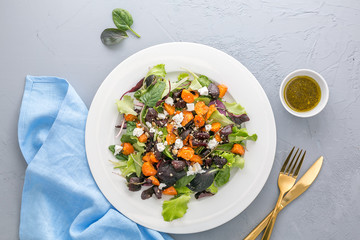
[215,166,231,187]
[116,95,137,115]
[100,28,128,46]
[112,8,141,37]
[146,64,166,78]
[139,81,166,107]
[197,75,212,87]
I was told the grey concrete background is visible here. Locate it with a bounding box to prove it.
[1,0,359,239]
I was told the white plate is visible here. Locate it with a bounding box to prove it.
[85,42,276,234]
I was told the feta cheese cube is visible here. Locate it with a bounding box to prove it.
[174,138,184,150]
[186,103,195,111]
[156,142,165,152]
[114,145,123,155]
[208,138,218,149]
[165,97,174,106]
[205,124,212,131]
[146,122,152,128]
[133,128,144,137]
[198,86,209,96]
[159,183,166,190]
[186,162,206,176]
[173,112,184,126]
[158,113,166,119]
[149,127,156,133]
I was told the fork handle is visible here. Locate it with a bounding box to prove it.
[261,192,284,240]
[243,210,274,240]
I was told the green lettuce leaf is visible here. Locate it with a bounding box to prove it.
[214,166,230,187]
[116,96,137,115]
[178,73,189,81]
[146,64,166,78]
[139,81,166,107]
[108,145,128,160]
[207,182,218,194]
[228,126,258,143]
[189,78,202,90]
[129,152,143,177]
[197,75,212,87]
[208,110,234,126]
[217,151,245,169]
[223,102,246,115]
[119,157,136,177]
[175,175,196,188]
[162,194,191,222]
[175,186,193,195]
[194,96,211,105]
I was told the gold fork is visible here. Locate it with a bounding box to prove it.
[261,147,306,240]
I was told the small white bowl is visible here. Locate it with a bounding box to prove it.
[279,69,329,118]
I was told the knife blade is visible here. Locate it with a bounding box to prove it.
[244,156,323,240]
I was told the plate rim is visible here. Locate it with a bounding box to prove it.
[85,42,277,234]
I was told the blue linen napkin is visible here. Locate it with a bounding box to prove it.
[18,76,172,240]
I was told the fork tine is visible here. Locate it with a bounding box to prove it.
[280,147,295,173]
[293,151,306,178]
[285,148,300,174]
[289,149,303,175]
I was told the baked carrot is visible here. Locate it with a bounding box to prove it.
[148,176,160,186]
[181,89,195,103]
[190,154,203,165]
[183,135,190,145]
[164,103,175,115]
[215,133,222,142]
[142,152,159,163]
[162,186,177,195]
[194,101,209,116]
[218,84,228,98]
[205,104,216,120]
[194,115,205,127]
[166,133,177,145]
[166,123,174,134]
[231,143,245,155]
[142,162,157,176]
[124,114,137,121]
[211,122,221,132]
[122,142,134,155]
[181,111,194,126]
[138,133,148,143]
[177,146,195,160]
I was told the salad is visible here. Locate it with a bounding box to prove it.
[109,64,257,221]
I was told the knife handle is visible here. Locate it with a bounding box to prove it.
[243,210,274,240]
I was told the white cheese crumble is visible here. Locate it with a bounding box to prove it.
[187,103,195,111]
[198,86,209,96]
[158,113,166,119]
[174,138,184,150]
[133,128,144,137]
[163,141,168,146]
[158,131,163,136]
[156,142,165,152]
[205,124,212,131]
[173,112,184,126]
[187,163,206,176]
[114,145,123,155]
[208,138,218,149]
[158,183,166,190]
[146,122,152,128]
[149,127,156,133]
[165,97,174,106]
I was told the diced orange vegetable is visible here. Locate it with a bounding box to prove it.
[205,104,216,120]
[177,147,195,160]
[190,154,203,165]
[181,111,194,126]
[181,89,195,103]
[183,135,190,145]
[166,123,174,134]
[194,101,209,116]
[166,133,177,145]
[175,110,181,115]
[142,162,157,176]
[194,115,205,127]
[162,186,177,195]
[189,135,194,148]
[136,122,142,128]
[148,176,160,186]
[122,142,134,155]
[231,143,245,155]
[211,122,221,132]
[215,133,222,142]
[218,84,228,98]
[138,133,148,143]
[142,152,159,163]
[124,114,137,121]
[164,103,175,115]
[193,91,199,99]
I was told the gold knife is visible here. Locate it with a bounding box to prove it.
[244,156,324,240]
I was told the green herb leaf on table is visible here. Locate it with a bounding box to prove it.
[116,96,137,115]
[215,166,231,187]
[223,102,246,115]
[162,194,191,222]
[139,81,166,107]
[100,28,128,46]
[112,8,141,38]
